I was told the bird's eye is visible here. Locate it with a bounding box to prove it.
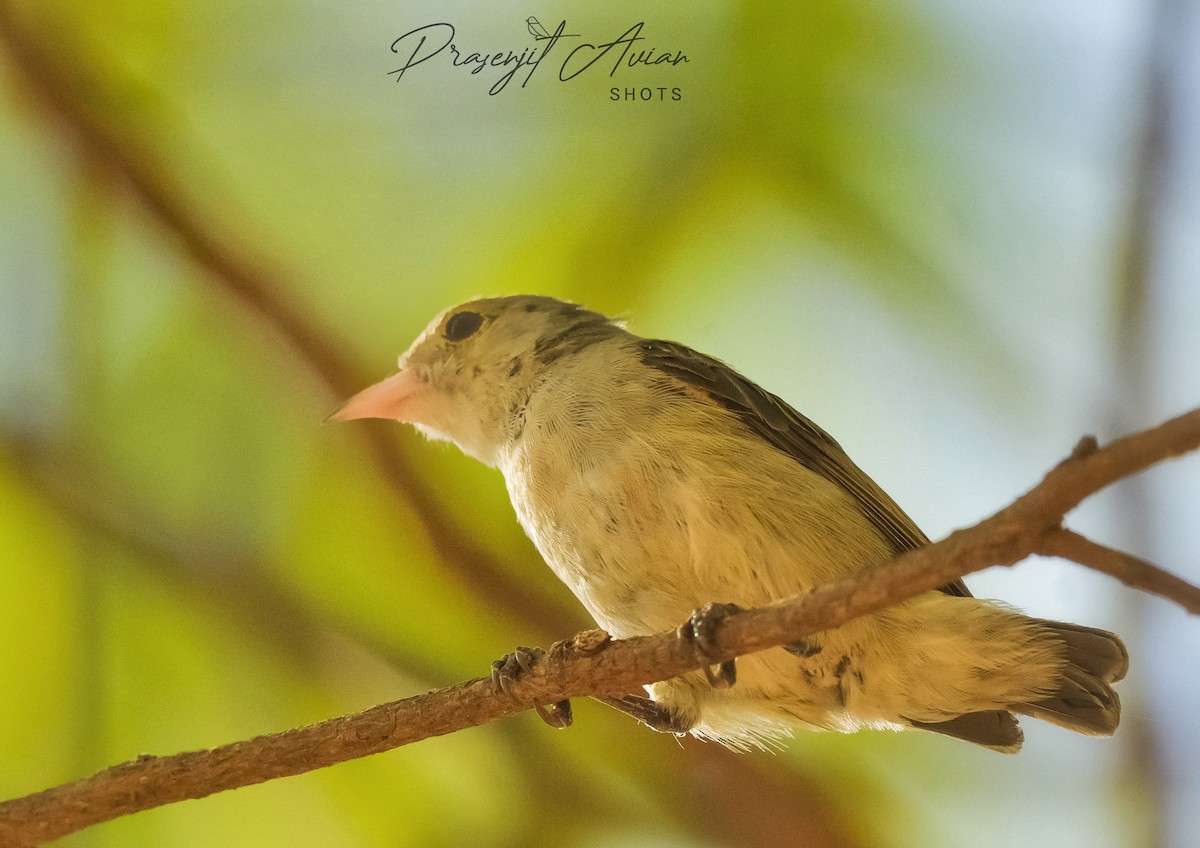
[444,311,484,341]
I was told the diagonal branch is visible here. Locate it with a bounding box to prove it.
[4,435,858,848]
[2,407,1197,846]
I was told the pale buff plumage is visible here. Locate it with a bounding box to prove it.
[333,295,1127,752]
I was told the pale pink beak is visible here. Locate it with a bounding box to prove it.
[327,369,422,423]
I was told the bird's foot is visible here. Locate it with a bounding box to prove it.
[490,646,573,729]
[680,602,742,689]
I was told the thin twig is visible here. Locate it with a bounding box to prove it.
[1039,528,1200,615]
[2,407,1197,846]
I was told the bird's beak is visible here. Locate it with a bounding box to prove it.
[326,369,422,423]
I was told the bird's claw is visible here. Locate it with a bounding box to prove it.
[490,646,573,729]
[703,659,738,689]
[784,636,823,658]
[680,602,742,689]
[490,646,542,698]
[533,699,573,729]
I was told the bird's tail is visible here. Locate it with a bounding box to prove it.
[1012,620,1128,735]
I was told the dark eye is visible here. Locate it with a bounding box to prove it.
[444,311,484,341]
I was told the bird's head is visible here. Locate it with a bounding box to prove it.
[329,295,620,466]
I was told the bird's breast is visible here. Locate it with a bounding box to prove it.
[503,424,699,636]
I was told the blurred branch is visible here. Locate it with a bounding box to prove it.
[1110,1,1189,842]
[2,438,446,681]
[0,0,579,637]
[3,408,1198,846]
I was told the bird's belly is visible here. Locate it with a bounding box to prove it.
[506,446,853,639]
[513,468,699,636]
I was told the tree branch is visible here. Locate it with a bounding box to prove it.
[3,437,860,848]
[2,407,1197,846]
[1039,528,1200,614]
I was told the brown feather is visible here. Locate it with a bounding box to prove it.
[638,338,971,597]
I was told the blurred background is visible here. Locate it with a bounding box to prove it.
[2,0,1198,846]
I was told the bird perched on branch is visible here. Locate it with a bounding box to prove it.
[331,295,1127,752]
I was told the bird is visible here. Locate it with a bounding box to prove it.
[526,16,551,40]
[330,294,1128,752]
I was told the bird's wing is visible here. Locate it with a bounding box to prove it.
[639,339,970,598]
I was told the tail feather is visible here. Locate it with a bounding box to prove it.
[909,710,1024,753]
[1013,620,1126,736]
[1044,620,1129,683]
